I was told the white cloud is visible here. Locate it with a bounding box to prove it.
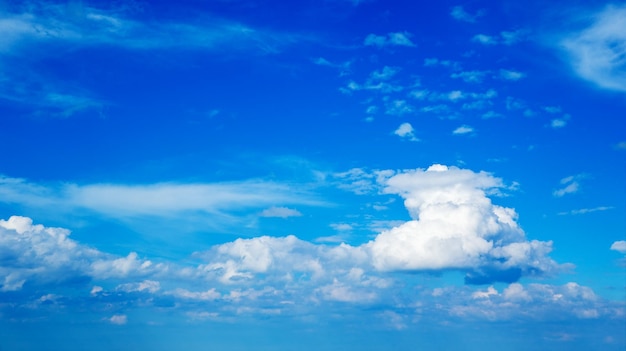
[472,34,497,45]
[330,223,353,231]
[451,70,488,83]
[364,32,415,48]
[369,66,399,81]
[259,206,303,218]
[109,314,127,325]
[482,111,503,119]
[170,288,221,301]
[499,69,526,81]
[500,30,527,45]
[561,5,626,92]
[610,241,626,254]
[365,165,560,283]
[472,285,498,299]
[558,206,613,215]
[394,122,419,141]
[553,175,584,197]
[551,119,567,128]
[0,176,320,222]
[0,4,297,54]
[116,280,161,293]
[453,125,475,135]
[450,6,484,23]
[0,215,163,291]
[313,57,352,76]
[385,99,414,116]
[473,30,527,46]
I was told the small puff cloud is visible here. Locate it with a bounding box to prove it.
[109,314,127,325]
[453,125,475,135]
[394,122,419,141]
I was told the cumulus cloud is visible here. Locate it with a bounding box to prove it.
[394,122,419,141]
[561,5,626,92]
[364,32,415,48]
[0,216,162,291]
[365,165,560,283]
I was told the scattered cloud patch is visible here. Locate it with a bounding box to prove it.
[260,206,303,218]
[561,5,626,92]
[450,6,484,23]
[558,206,614,215]
[109,314,127,325]
[614,141,626,150]
[451,70,488,83]
[472,34,498,45]
[553,174,585,197]
[394,122,419,141]
[330,223,353,231]
[551,119,567,128]
[499,69,526,81]
[453,125,475,135]
[610,241,626,254]
[364,32,415,48]
[385,99,414,116]
[473,30,527,46]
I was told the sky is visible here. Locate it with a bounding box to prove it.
[1,0,625,350]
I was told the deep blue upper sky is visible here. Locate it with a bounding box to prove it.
[1,0,625,350]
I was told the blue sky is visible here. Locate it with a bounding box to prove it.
[1,0,625,349]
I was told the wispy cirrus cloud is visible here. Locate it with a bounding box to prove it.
[0,2,305,117]
[558,206,613,215]
[553,174,585,197]
[0,175,322,223]
[561,4,626,92]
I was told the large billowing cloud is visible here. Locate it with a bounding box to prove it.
[367,165,559,283]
